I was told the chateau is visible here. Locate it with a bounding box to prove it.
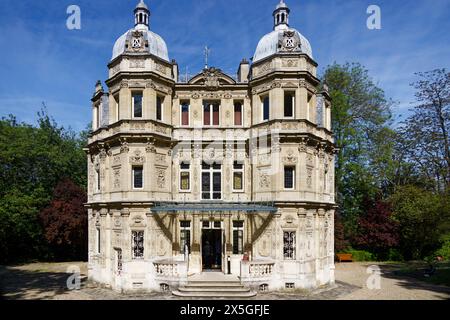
[87,0,336,296]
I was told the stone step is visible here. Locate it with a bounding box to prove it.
[172,290,257,298]
[185,282,243,287]
[179,286,252,293]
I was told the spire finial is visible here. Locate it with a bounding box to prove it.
[134,0,150,30]
[273,0,290,30]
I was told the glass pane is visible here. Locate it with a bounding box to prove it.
[213,172,221,199]
[263,96,270,120]
[233,172,243,190]
[234,103,242,126]
[181,103,189,125]
[180,221,191,228]
[156,97,162,120]
[180,163,190,170]
[204,104,211,125]
[202,172,210,199]
[202,162,211,170]
[133,167,143,188]
[133,94,143,118]
[213,104,220,125]
[233,161,243,170]
[284,92,294,117]
[213,172,221,192]
[180,172,190,190]
[284,167,294,189]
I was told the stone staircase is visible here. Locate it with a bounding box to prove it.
[172,273,257,298]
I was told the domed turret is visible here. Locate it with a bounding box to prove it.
[111,0,169,62]
[253,0,312,63]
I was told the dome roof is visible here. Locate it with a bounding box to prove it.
[253,27,313,63]
[112,28,169,62]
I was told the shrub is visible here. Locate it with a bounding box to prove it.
[346,249,375,261]
[435,235,450,261]
[385,248,404,262]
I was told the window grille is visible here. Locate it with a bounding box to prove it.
[283,231,296,260]
[132,231,144,259]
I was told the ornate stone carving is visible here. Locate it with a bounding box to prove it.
[111,63,120,75]
[146,80,156,89]
[191,92,200,100]
[99,148,107,162]
[283,149,298,165]
[203,68,220,88]
[157,169,166,188]
[113,168,121,189]
[127,30,147,53]
[120,80,129,88]
[120,141,129,154]
[307,168,313,187]
[155,63,167,75]
[278,30,301,52]
[155,153,166,165]
[282,59,299,68]
[131,122,145,131]
[130,150,145,164]
[129,59,145,69]
[259,171,271,189]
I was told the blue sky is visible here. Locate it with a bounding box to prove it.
[0,0,449,132]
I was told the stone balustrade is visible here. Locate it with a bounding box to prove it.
[241,260,275,280]
[153,259,187,280]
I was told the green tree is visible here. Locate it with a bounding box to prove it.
[397,69,450,191]
[321,62,395,238]
[0,109,88,263]
[390,185,449,260]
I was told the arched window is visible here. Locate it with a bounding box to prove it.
[139,13,143,24]
[281,13,285,23]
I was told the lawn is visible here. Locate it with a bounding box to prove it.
[391,261,450,287]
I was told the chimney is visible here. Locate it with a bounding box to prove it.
[172,59,179,83]
[237,59,250,83]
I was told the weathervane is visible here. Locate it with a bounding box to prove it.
[204,46,211,69]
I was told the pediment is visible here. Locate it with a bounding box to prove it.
[188,67,236,88]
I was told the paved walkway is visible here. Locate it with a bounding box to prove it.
[335,262,450,300]
[1,262,449,300]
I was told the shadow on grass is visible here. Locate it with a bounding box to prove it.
[0,265,87,300]
[365,262,450,299]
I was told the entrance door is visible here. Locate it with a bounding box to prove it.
[202,229,222,270]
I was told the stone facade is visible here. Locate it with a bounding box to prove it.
[87,0,336,293]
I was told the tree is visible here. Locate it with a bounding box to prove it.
[321,63,395,238]
[0,109,88,263]
[390,185,447,260]
[397,69,450,191]
[354,197,399,259]
[39,179,88,261]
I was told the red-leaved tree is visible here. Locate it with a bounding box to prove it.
[354,198,399,259]
[40,179,87,261]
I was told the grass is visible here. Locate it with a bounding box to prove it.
[390,261,450,287]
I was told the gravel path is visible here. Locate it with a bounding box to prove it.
[335,262,450,300]
[1,262,449,300]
